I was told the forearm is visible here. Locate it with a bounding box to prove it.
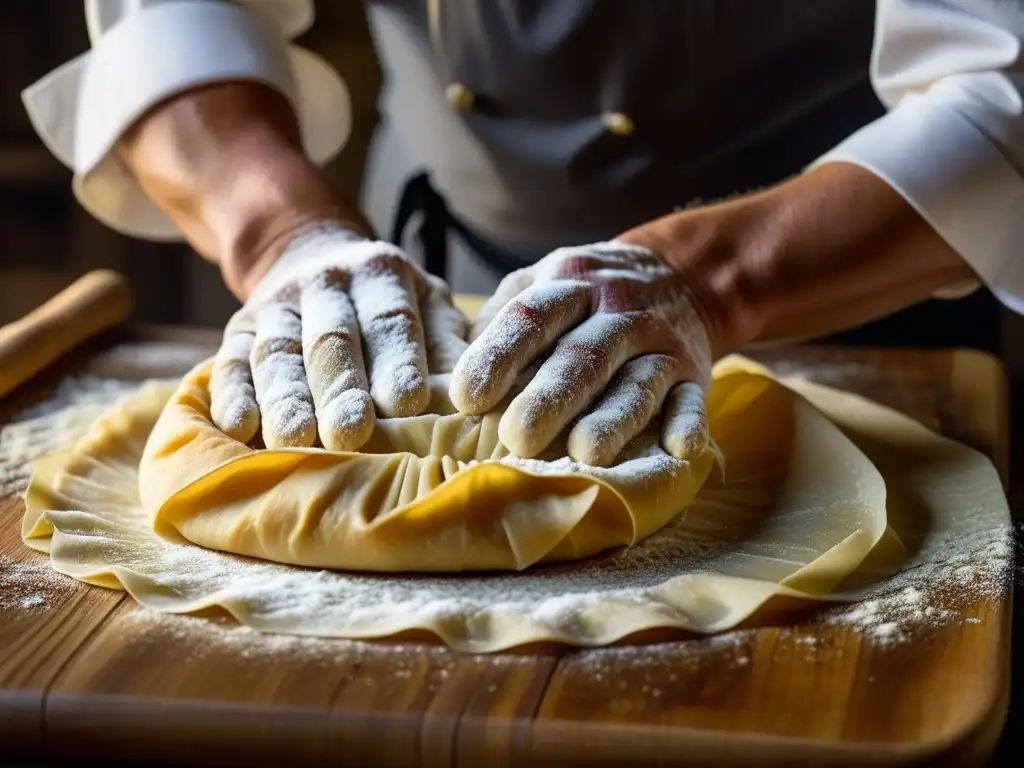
[117,81,372,298]
[620,163,976,355]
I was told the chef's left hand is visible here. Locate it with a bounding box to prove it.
[448,241,717,466]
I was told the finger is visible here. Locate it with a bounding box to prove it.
[300,276,375,451]
[468,269,534,341]
[661,381,709,461]
[250,304,318,448]
[497,311,640,457]
[209,314,260,444]
[349,254,430,417]
[420,275,469,374]
[450,279,591,415]
[566,354,685,466]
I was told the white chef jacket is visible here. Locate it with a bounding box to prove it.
[21,0,1024,313]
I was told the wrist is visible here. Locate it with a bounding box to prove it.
[212,155,371,299]
[621,163,979,352]
[619,194,772,356]
[118,82,374,300]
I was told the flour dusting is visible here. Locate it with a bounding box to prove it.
[210,331,260,443]
[250,305,318,448]
[820,523,1014,645]
[0,375,142,495]
[116,608,541,681]
[0,554,76,611]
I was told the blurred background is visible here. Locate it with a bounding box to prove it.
[0,1,381,329]
[1,1,1021,378]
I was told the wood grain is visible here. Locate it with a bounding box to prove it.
[0,326,1012,766]
[0,503,125,753]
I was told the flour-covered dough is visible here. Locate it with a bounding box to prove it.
[18,355,930,650]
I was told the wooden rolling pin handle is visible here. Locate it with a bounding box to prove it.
[0,270,133,400]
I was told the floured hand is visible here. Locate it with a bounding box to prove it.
[449,241,713,466]
[212,224,468,450]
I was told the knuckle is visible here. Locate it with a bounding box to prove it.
[304,328,362,371]
[629,376,662,410]
[303,266,348,293]
[251,336,303,365]
[360,250,408,278]
[366,305,424,338]
[264,283,301,307]
[502,297,547,333]
[556,254,605,279]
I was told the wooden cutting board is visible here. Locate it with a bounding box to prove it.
[0,324,1012,767]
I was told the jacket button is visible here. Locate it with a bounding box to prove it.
[446,83,476,112]
[602,112,635,136]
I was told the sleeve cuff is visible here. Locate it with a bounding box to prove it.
[21,0,350,241]
[810,93,1024,312]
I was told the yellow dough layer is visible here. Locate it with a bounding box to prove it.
[136,362,717,572]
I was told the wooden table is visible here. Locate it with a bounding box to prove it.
[0,327,1013,767]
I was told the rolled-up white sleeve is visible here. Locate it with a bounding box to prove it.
[21,0,351,241]
[811,0,1024,314]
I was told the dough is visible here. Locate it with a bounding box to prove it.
[136,360,721,572]
[19,355,952,651]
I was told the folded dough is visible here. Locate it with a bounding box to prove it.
[137,361,719,572]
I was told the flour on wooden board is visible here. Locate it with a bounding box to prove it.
[0,370,1016,657]
[0,554,76,611]
[0,376,141,495]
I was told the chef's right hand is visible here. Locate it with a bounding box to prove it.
[210,223,468,450]
[113,83,468,451]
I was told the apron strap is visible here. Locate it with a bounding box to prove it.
[391,172,450,280]
[391,172,535,281]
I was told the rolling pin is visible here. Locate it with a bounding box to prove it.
[0,270,132,400]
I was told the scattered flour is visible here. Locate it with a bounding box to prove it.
[115,608,538,685]
[0,554,76,612]
[0,375,142,495]
[820,523,1014,645]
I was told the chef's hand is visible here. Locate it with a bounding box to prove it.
[211,225,468,450]
[449,241,715,466]
[449,160,984,468]
[114,82,468,450]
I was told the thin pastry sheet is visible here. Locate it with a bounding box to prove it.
[19,356,979,651]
